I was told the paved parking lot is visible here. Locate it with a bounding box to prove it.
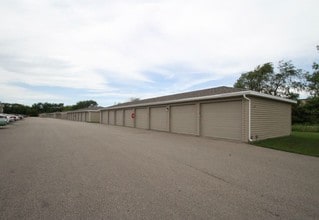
[0,117,318,219]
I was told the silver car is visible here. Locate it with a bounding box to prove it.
[0,115,7,126]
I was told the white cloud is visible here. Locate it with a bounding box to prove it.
[0,0,318,105]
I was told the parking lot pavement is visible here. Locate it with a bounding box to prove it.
[0,117,318,219]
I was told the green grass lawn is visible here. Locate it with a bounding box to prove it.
[253,132,319,157]
[292,124,319,132]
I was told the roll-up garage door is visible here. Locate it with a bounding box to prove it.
[124,109,134,127]
[116,110,124,126]
[136,108,149,129]
[109,111,115,125]
[85,112,89,122]
[81,112,85,121]
[171,104,197,135]
[150,107,168,131]
[201,101,242,141]
[101,111,108,124]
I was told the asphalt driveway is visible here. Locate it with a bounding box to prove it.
[0,118,318,219]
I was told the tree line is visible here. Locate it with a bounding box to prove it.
[2,100,98,117]
[234,60,319,124]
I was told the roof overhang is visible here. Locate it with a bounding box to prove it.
[101,90,297,111]
[65,109,101,114]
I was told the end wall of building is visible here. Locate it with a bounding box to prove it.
[250,96,292,141]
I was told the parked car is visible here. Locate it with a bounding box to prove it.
[0,115,7,126]
[8,115,16,122]
[0,114,9,124]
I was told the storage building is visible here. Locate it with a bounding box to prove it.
[66,107,101,123]
[100,86,296,142]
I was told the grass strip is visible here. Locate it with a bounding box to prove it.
[253,132,319,157]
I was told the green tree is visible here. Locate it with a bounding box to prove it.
[234,60,305,99]
[31,102,64,114]
[72,100,98,110]
[234,62,273,93]
[306,62,319,97]
[3,103,31,115]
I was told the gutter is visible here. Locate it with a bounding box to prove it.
[243,94,253,142]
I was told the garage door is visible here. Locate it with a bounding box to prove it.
[136,108,149,129]
[150,107,168,131]
[171,104,197,135]
[116,110,124,126]
[201,101,242,140]
[124,109,134,127]
[101,111,108,124]
[81,112,85,121]
[85,112,89,122]
[109,111,115,125]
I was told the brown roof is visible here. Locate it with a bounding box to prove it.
[110,86,247,108]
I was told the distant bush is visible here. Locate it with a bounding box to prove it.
[292,124,319,132]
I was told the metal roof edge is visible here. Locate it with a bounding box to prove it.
[65,109,101,113]
[246,91,297,104]
[101,91,296,111]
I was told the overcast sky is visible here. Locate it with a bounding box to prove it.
[0,0,318,106]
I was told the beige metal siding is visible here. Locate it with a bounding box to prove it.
[201,101,242,140]
[90,112,100,123]
[116,110,124,126]
[61,112,67,120]
[136,108,149,129]
[124,109,134,127]
[109,111,115,125]
[101,111,108,124]
[171,104,197,135]
[251,97,291,140]
[150,107,169,131]
[85,112,89,122]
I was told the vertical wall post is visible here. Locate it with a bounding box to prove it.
[196,103,201,136]
[167,105,171,132]
[133,108,136,128]
[147,107,150,130]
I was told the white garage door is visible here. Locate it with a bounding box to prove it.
[136,108,149,129]
[109,111,115,125]
[124,109,134,127]
[101,111,108,124]
[116,110,124,126]
[171,104,197,135]
[201,101,242,141]
[150,107,168,131]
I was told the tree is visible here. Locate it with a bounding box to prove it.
[306,62,319,97]
[3,103,32,115]
[31,102,64,114]
[72,100,98,110]
[128,97,140,102]
[234,63,273,93]
[234,60,305,99]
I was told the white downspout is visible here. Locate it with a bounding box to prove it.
[243,94,253,142]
